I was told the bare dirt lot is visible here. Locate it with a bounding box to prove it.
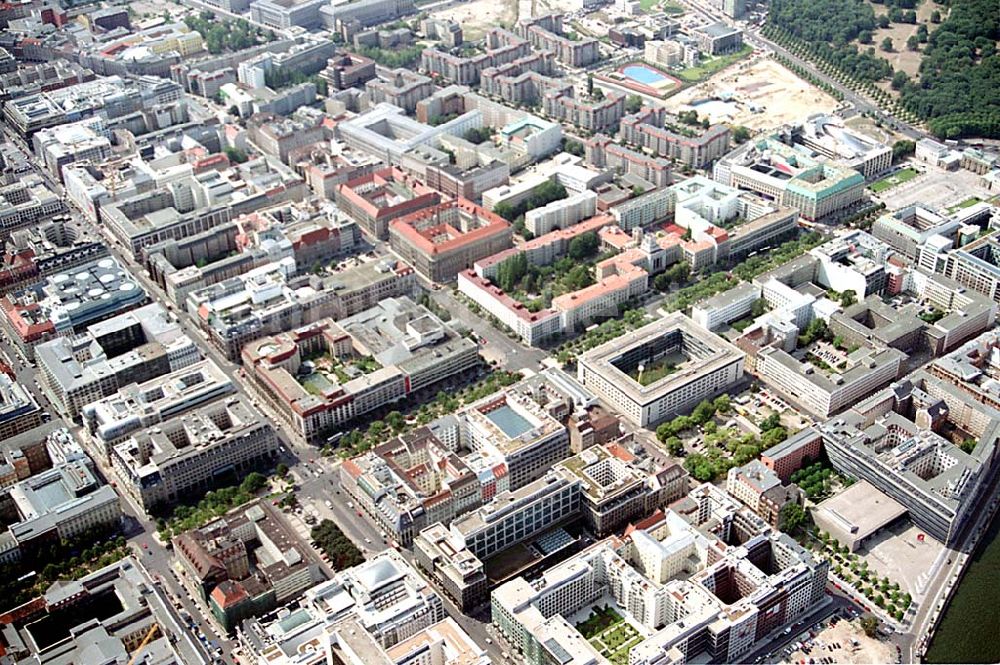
[781,618,897,665]
[665,58,841,131]
[431,0,518,39]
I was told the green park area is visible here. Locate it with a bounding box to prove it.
[870,167,918,193]
[677,44,753,83]
[947,197,982,213]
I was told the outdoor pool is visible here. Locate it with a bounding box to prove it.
[622,65,669,85]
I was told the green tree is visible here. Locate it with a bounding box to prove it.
[906,35,919,51]
[625,95,643,113]
[840,289,857,307]
[760,412,782,431]
[386,410,406,432]
[240,472,267,494]
[891,70,910,90]
[225,146,248,164]
[713,394,731,414]
[881,37,894,52]
[276,463,289,478]
[732,125,751,143]
[930,9,941,22]
[751,298,768,317]
[568,232,599,261]
[779,502,808,534]
[860,615,880,638]
[858,29,873,44]
[892,139,915,161]
[666,436,684,456]
[692,400,716,425]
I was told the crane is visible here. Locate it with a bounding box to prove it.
[127,624,161,665]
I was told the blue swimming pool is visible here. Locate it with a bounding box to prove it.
[622,65,668,85]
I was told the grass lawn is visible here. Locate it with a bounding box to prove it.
[870,167,918,193]
[947,196,982,213]
[639,0,684,12]
[676,44,753,83]
[576,605,624,639]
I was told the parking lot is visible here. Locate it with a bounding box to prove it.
[780,615,897,665]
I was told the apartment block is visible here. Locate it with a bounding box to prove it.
[517,15,601,68]
[620,108,731,169]
[586,135,672,188]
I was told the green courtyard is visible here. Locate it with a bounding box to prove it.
[870,167,919,193]
[576,606,643,665]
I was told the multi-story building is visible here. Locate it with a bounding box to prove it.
[110,396,278,513]
[620,108,731,169]
[82,358,234,460]
[942,232,1000,305]
[420,28,531,86]
[249,0,326,29]
[586,136,672,188]
[32,117,112,182]
[0,217,107,295]
[319,52,377,90]
[492,486,827,665]
[726,460,802,527]
[760,428,823,482]
[242,300,479,444]
[609,186,674,230]
[413,522,488,613]
[754,344,904,419]
[173,500,325,632]
[335,167,441,239]
[871,204,963,266]
[556,442,688,537]
[461,389,571,491]
[367,69,435,115]
[793,115,892,180]
[0,557,208,665]
[692,22,744,54]
[341,425,481,546]
[714,136,865,221]
[247,113,325,165]
[0,460,121,564]
[239,550,444,657]
[37,303,200,420]
[0,374,42,442]
[814,353,1000,544]
[449,469,582,560]
[692,281,761,331]
[457,270,562,345]
[0,256,147,360]
[577,313,745,427]
[389,199,512,283]
[544,88,627,135]
[524,190,598,236]
[518,15,601,68]
[319,0,416,29]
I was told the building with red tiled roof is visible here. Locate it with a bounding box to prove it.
[336,167,442,239]
[389,198,512,283]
